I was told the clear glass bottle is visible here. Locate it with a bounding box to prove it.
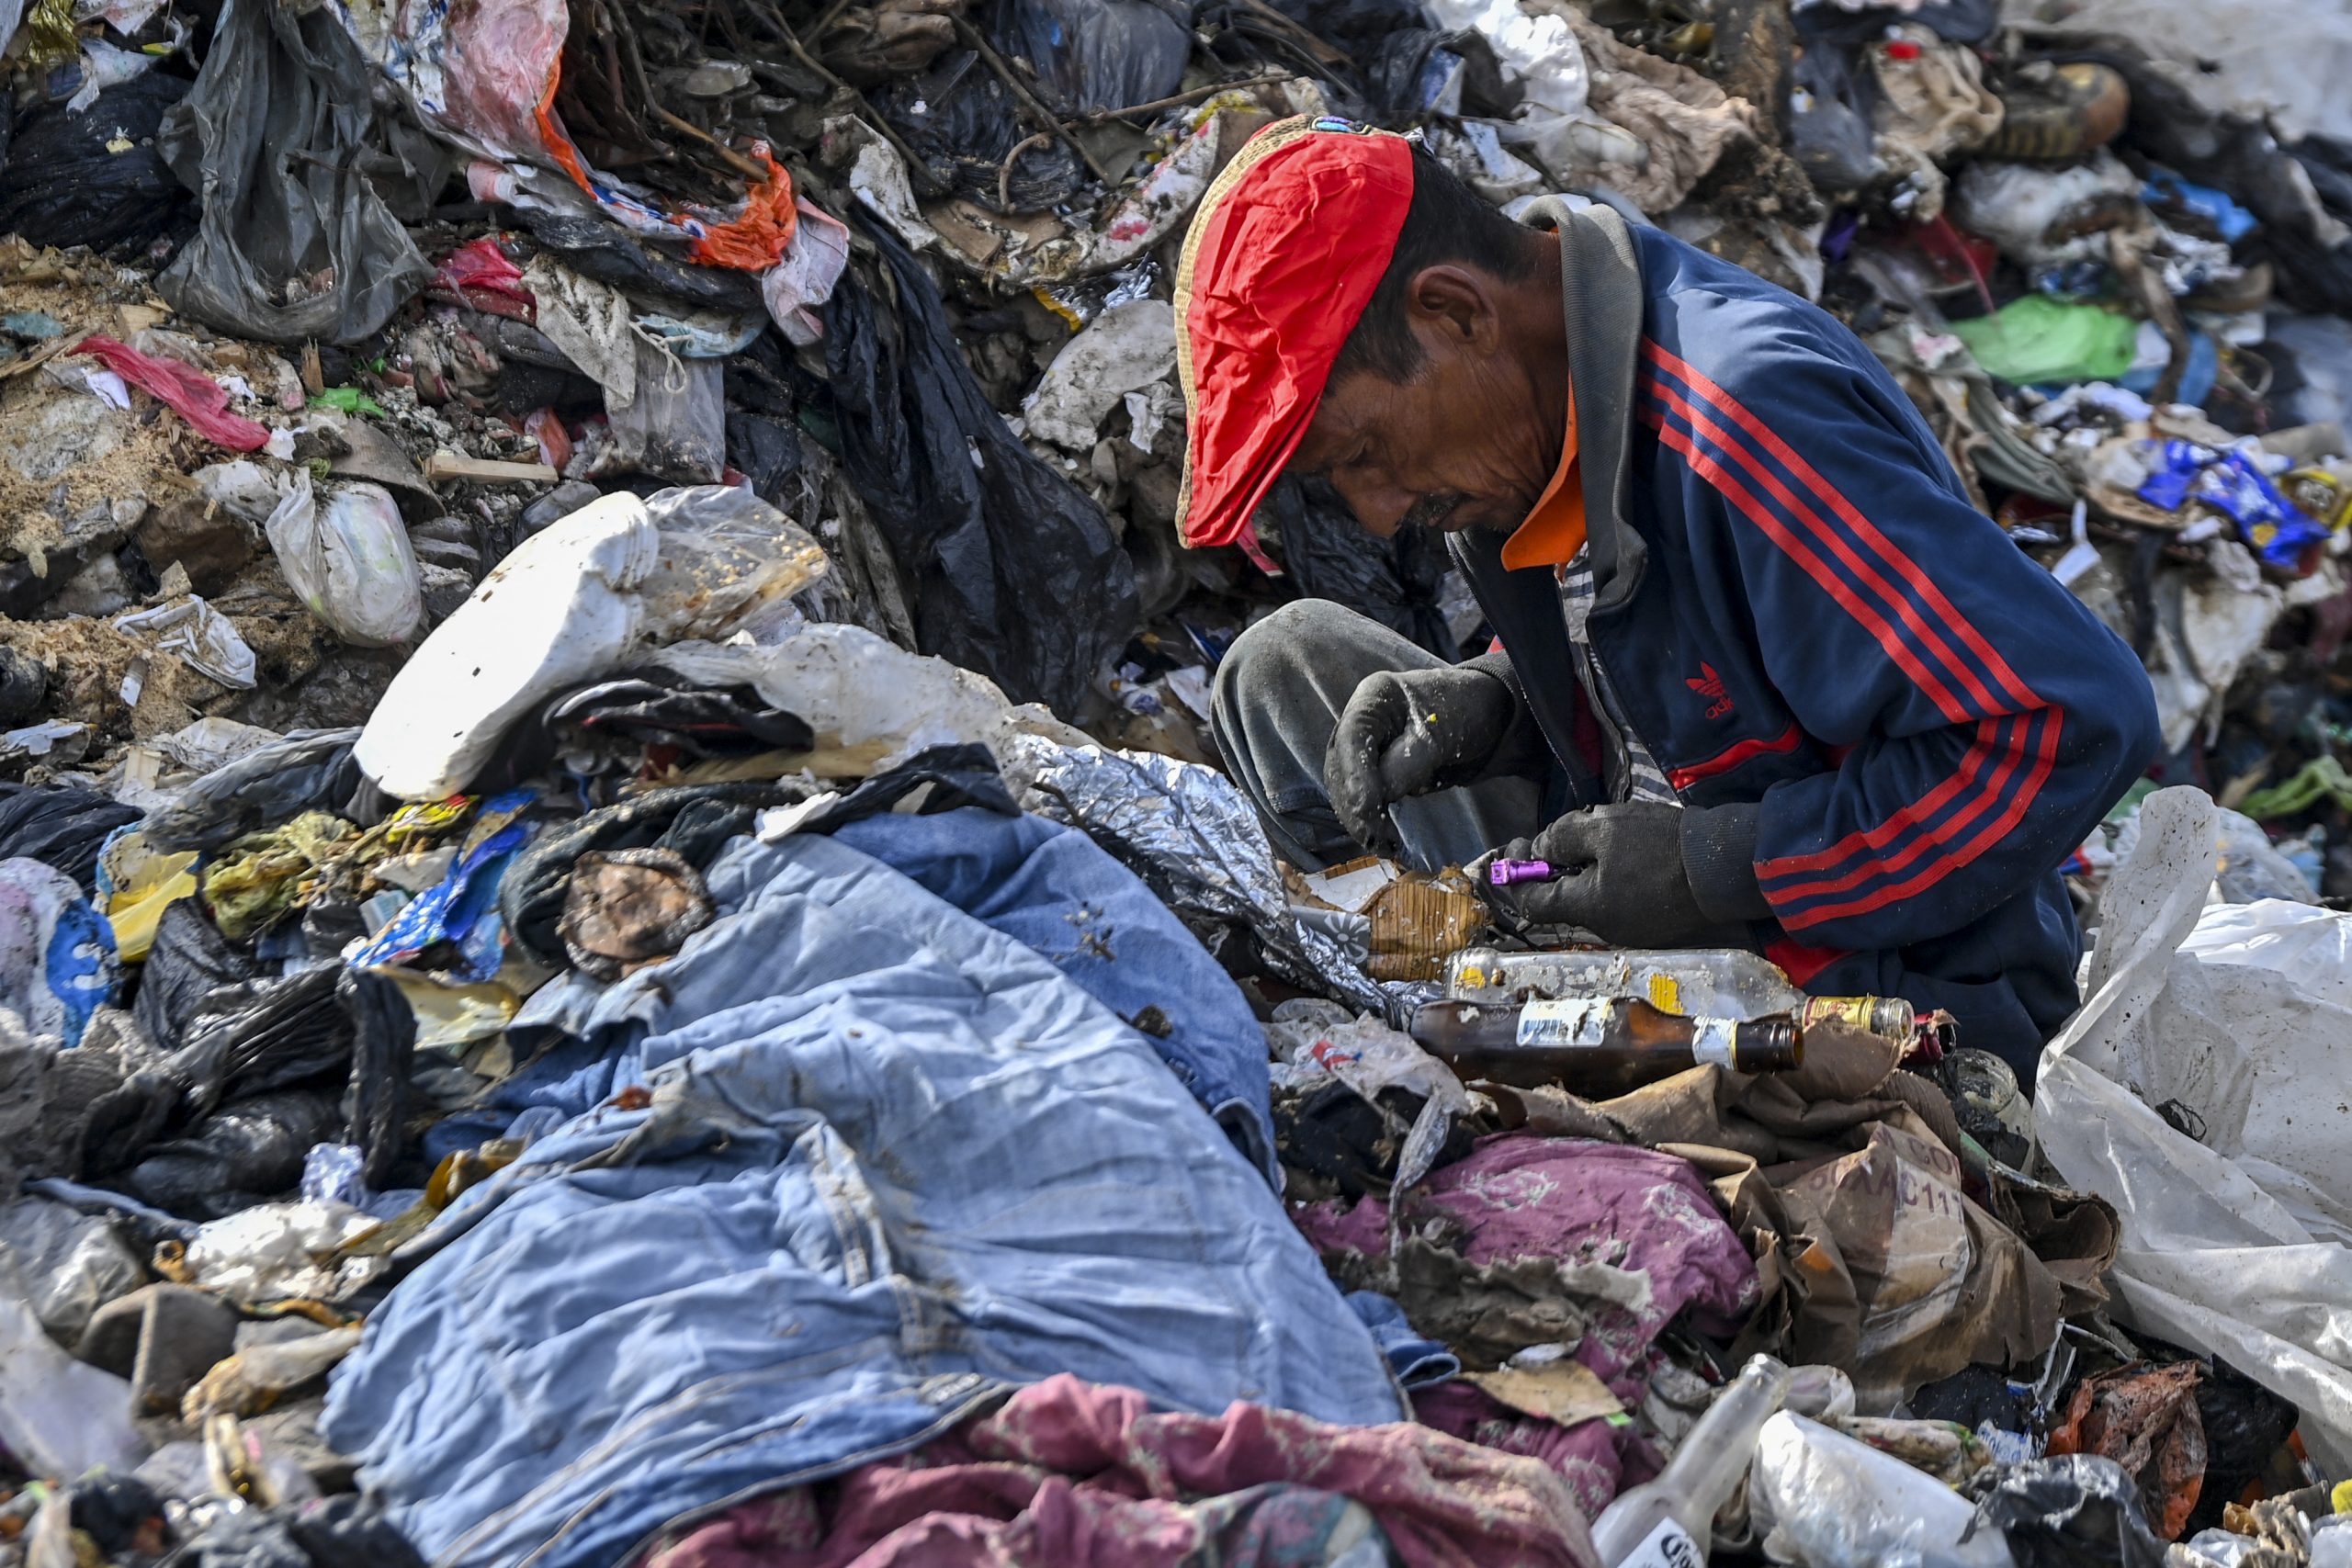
[1408,998,1802,1094]
[1444,946,1922,1050]
[1589,1354,1793,1566]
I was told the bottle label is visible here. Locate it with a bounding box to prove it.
[1618,1519,1702,1568]
[1518,998,1609,1047]
[1691,1017,1737,1069]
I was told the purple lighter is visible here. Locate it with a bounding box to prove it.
[1487,858,1556,887]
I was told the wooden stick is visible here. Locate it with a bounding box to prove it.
[1070,73,1292,124]
[426,451,560,486]
[954,17,1121,187]
[652,105,772,181]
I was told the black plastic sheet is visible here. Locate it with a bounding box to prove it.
[0,784,141,889]
[0,75,195,253]
[824,222,1140,717]
[1267,476,1455,658]
[341,968,415,1188]
[1966,1455,2170,1568]
[134,898,264,1053]
[154,0,444,343]
[124,1086,344,1216]
[141,728,366,853]
[994,0,1191,113]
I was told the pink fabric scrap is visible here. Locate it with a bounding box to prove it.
[635,1374,1600,1568]
[72,335,270,452]
[431,237,536,321]
[1292,1135,1758,1401]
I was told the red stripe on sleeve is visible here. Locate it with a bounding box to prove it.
[1756,718,2004,884]
[1774,708,2064,928]
[1644,341,2041,710]
[1644,376,2000,719]
[1644,411,1971,724]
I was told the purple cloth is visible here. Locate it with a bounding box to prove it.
[1293,1134,1758,1401]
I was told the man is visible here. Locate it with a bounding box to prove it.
[1181,118,2159,1077]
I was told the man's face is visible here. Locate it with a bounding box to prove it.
[1288,264,1559,540]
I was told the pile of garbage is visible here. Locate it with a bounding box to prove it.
[4,0,2352,1561]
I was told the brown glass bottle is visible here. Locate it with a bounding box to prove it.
[1408,997,1803,1095]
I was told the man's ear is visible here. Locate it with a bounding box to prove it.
[1406,265,1498,354]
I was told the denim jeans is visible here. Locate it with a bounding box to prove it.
[1209,600,1547,875]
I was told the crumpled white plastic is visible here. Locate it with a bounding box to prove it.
[2036,785,2352,1472]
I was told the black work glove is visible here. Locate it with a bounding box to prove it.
[1323,657,1527,857]
[1481,800,1771,948]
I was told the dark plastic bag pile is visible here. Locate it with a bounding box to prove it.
[0,74,195,252]
[0,784,142,888]
[155,0,447,343]
[824,221,1140,717]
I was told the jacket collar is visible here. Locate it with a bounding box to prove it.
[1509,197,1648,613]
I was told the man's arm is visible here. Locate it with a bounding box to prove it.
[1639,333,2159,951]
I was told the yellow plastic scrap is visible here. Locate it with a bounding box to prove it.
[201,812,359,941]
[371,964,520,1052]
[320,794,477,900]
[98,832,199,963]
[15,0,78,72]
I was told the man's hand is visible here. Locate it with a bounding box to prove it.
[1484,801,1759,948]
[1323,664,1522,856]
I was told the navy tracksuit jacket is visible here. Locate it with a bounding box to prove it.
[1453,220,2161,1075]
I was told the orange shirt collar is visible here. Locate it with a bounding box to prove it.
[1498,380,1585,571]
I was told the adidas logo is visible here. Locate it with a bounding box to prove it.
[1687,662,1735,720]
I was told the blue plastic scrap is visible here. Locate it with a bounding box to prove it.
[2144,170,2259,243]
[2139,439,2332,569]
[347,788,537,978]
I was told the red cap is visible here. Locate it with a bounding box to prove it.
[1173,118,1415,554]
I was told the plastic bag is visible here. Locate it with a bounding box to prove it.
[0,75,193,252]
[995,0,1189,110]
[175,1201,378,1304]
[823,222,1138,716]
[0,1198,141,1347]
[593,347,725,484]
[0,859,119,1047]
[354,488,826,800]
[72,336,271,452]
[1749,1411,2011,1568]
[0,785,141,889]
[647,623,1085,777]
[263,474,424,648]
[1968,1455,2165,1568]
[156,0,440,344]
[140,728,366,855]
[2037,787,2352,1473]
[111,596,260,689]
[125,1089,345,1216]
[340,970,414,1186]
[0,1279,146,1481]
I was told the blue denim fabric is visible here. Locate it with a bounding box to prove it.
[444,809,1281,1184]
[1346,1291,1462,1390]
[322,832,1402,1568]
[830,808,1277,1183]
